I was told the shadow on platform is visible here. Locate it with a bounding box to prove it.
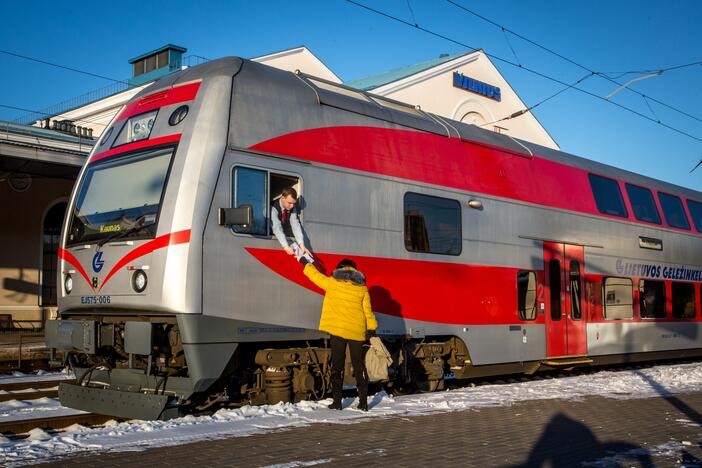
[515,413,654,467]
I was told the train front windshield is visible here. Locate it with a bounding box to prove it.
[67,147,174,246]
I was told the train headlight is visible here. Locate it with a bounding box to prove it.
[64,275,73,295]
[169,105,189,126]
[127,111,157,142]
[132,269,148,293]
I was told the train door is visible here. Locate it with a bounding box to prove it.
[543,242,587,357]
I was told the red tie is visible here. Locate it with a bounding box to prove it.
[282,209,287,222]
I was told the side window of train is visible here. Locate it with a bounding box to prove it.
[517,271,537,320]
[672,282,696,319]
[588,174,628,218]
[403,192,462,255]
[232,166,301,236]
[625,184,661,224]
[686,199,702,232]
[548,259,561,320]
[570,261,582,320]
[602,277,633,320]
[658,192,691,230]
[639,279,666,319]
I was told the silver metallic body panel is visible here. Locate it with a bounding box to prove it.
[587,322,702,356]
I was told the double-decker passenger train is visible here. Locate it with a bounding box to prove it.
[46,57,702,420]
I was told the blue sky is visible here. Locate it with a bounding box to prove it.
[2,1,701,189]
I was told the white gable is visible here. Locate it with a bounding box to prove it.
[369,51,558,150]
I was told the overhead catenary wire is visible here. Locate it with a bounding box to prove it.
[343,0,702,146]
[480,72,595,128]
[444,0,702,125]
[0,49,129,85]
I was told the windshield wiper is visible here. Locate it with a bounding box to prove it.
[97,215,154,247]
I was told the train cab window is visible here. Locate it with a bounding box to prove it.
[658,192,690,230]
[517,271,537,320]
[404,192,461,255]
[603,277,633,320]
[588,174,628,218]
[672,282,696,319]
[639,279,666,319]
[686,199,702,232]
[625,184,661,224]
[570,261,582,320]
[232,166,301,236]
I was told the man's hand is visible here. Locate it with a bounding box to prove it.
[300,244,313,258]
[365,330,377,341]
[284,246,295,255]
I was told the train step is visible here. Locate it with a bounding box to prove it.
[542,357,594,367]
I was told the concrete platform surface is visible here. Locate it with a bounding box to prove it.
[28,390,702,467]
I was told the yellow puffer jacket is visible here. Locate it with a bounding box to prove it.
[303,264,377,341]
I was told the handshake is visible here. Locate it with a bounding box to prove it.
[289,241,315,264]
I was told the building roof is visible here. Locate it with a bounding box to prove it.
[345,51,474,91]
[0,120,95,146]
[129,44,187,64]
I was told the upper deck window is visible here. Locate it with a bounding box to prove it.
[625,184,661,224]
[686,199,702,232]
[588,174,627,218]
[658,192,690,230]
[404,192,462,255]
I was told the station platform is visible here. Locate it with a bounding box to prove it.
[30,390,702,467]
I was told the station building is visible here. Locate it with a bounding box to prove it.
[0,43,557,329]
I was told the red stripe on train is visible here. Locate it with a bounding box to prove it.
[58,247,95,292]
[249,126,695,233]
[98,229,191,291]
[90,134,181,164]
[113,81,201,123]
[245,247,542,325]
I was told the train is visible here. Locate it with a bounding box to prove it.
[46,57,702,420]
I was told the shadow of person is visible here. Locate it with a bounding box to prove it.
[515,413,653,467]
[368,285,401,316]
[634,369,702,428]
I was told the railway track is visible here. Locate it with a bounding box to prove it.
[0,413,117,436]
[0,378,75,403]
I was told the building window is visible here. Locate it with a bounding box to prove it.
[603,277,633,320]
[639,279,666,319]
[404,192,461,255]
[42,202,67,306]
[231,166,301,236]
[588,174,627,218]
[570,261,582,320]
[157,50,169,68]
[658,192,690,230]
[672,282,696,319]
[625,184,661,224]
[517,271,537,320]
[686,199,702,232]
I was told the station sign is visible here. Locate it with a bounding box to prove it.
[453,72,501,101]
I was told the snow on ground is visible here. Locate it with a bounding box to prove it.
[1,362,702,465]
[0,368,73,384]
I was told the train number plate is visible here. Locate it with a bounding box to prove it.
[80,295,111,304]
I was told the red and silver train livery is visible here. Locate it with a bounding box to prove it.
[46,57,702,420]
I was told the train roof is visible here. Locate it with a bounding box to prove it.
[139,56,702,201]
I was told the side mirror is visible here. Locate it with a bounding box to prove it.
[218,205,253,227]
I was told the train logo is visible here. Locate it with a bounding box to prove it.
[92,251,104,273]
